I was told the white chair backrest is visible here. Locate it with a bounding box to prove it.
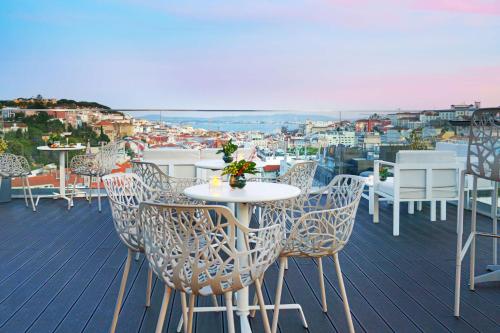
[467,109,499,182]
[199,148,220,160]
[142,148,200,177]
[395,150,460,200]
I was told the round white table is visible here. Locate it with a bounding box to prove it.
[184,182,301,333]
[36,145,85,205]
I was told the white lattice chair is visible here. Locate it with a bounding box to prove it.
[102,173,161,333]
[132,160,205,204]
[259,175,365,333]
[138,202,282,333]
[251,161,318,224]
[0,153,36,211]
[454,109,499,317]
[373,150,462,236]
[69,141,121,212]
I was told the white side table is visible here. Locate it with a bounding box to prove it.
[36,145,85,205]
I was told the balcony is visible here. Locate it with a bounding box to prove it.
[0,109,498,333]
[0,195,498,332]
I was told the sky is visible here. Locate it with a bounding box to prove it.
[1,0,500,114]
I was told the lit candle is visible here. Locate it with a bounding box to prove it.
[209,176,222,193]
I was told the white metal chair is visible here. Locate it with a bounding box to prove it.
[102,173,161,333]
[69,141,121,212]
[251,161,318,224]
[0,153,36,211]
[138,202,282,333]
[454,109,499,317]
[132,160,204,204]
[373,150,462,236]
[264,175,365,333]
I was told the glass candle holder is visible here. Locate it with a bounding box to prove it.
[209,176,222,193]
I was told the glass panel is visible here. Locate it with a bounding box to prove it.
[0,108,497,216]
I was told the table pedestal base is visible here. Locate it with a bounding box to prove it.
[175,303,308,333]
[35,192,72,207]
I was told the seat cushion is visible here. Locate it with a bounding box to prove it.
[377,177,458,199]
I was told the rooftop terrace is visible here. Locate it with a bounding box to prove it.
[0,197,498,333]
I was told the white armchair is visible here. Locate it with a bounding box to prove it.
[373,150,462,236]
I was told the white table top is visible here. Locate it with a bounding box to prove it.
[184,182,301,203]
[37,145,85,152]
[194,159,265,170]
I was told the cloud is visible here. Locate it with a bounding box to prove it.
[414,0,500,16]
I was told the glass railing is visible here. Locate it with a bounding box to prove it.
[0,108,497,216]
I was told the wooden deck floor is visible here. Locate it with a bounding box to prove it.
[0,197,499,333]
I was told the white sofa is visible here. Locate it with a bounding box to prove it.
[141,147,258,180]
[373,150,462,236]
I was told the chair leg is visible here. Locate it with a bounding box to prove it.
[373,193,379,223]
[416,201,422,211]
[69,177,78,210]
[440,200,446,221]
[255,279,271,333]
[430,200,436,221]
[469,177,478,291]
[24,177,36,212]
[224,292,235,333]
[454,170,466,317]
[211,294,219,307]
[146,267,153,307]
[250,274,265,318]
[110,249,133,333]
[88,177,93,204]
[155,285,172,333]
[408,201,414,215]
[180,292,188,333]
[187,294,196,333]
[97,176,102,212]
[393,200,400,236]
[271,257,286,333]
[334,253,355,333]
[318,257,328,312]
[21,177,28,207]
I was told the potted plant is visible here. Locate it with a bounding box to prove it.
[222,160,258,189]
[217,139,238,163]
[0,138,11,203]
[379,166,389,181]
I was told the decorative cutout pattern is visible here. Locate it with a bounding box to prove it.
[139,203,282,296]
[0,153,31,177]
[70,141,121,177]
[467,109,500,181]
[132,161,205,204]
[260,175,365,257]
[102,173,161,252]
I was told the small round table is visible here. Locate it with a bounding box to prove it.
[36,145,85,205]
[184,182,301,333]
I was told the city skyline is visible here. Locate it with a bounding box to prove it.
[1,0,500,110]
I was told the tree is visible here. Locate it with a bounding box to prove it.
[408,130,427,150]
[98,126,110,143]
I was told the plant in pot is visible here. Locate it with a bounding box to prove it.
[217,139,238,163]
[379,166,389,181]
[0,138,11,203]
[221,160,258,189]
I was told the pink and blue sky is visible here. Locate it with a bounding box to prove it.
[1,0,499,112]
